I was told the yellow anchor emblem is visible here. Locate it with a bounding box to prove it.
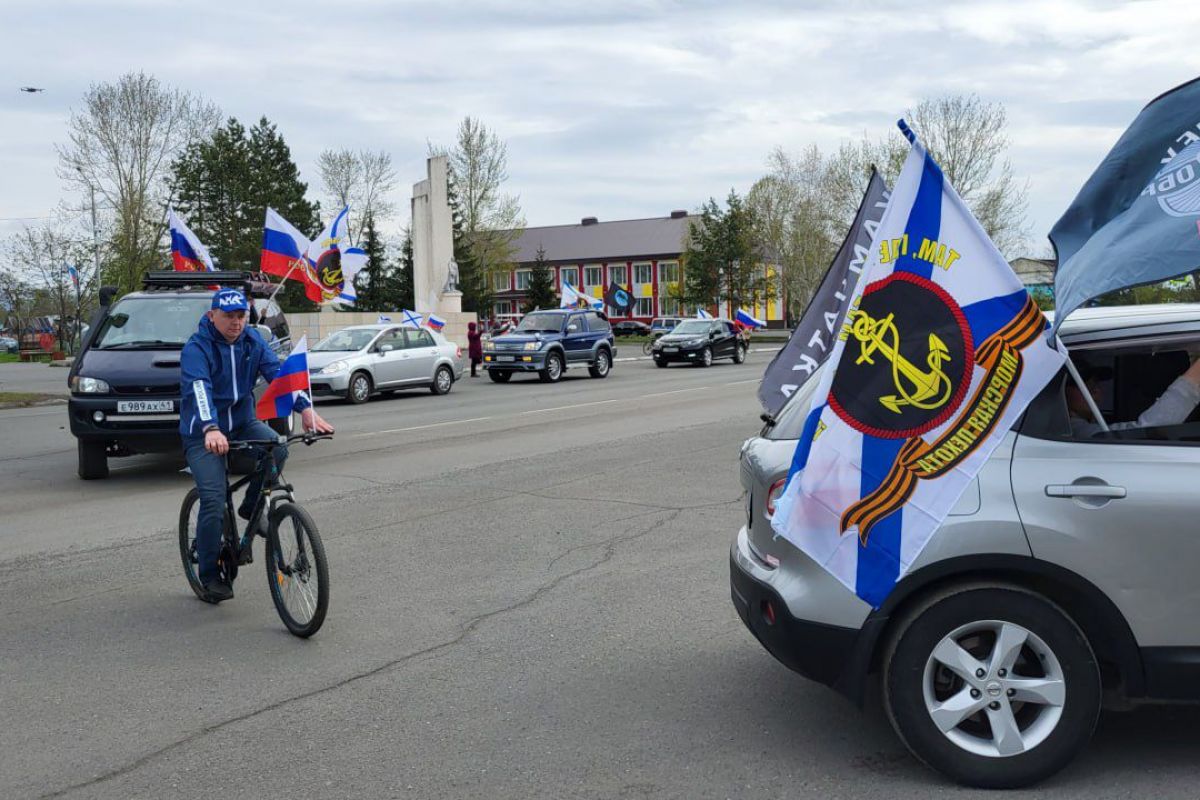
[847,309,953,413]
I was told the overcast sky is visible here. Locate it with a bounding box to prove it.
[2,0,1198,256]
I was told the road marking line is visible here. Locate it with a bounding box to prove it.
[642,386,712,398]
[352,416,494,437]
[724,378,760,386]
[521,398,625,415]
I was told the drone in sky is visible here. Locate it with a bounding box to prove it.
[19,87,45,93]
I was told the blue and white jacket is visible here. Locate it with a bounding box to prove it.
[179,316,310,441]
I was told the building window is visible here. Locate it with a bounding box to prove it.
[609,264,628,285]
[658,262,679,283]
[515,270,531,290]
[635,297,654,317]
[494,300,513,317]
[659,296,681,316]
[493,271,510,292]
[560,266,579,288]
[633,263,652,284]
[584,266,603,287]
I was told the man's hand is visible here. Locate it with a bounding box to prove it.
[204,428,229,455]
[301,407,334,434]
[1184,357,1200,389]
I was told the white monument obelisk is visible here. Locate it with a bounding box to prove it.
[411,155,462,314]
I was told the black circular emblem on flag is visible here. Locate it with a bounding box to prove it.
[316,248,343,292]
[829,272,973,439]
[615,289,629,307]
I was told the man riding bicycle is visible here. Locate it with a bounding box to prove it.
[180,288,334,603]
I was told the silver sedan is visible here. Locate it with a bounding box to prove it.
[307,324,465,404]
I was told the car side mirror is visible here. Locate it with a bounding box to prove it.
[379,344,394,354]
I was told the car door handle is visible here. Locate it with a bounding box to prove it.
[1045,484,1126,499]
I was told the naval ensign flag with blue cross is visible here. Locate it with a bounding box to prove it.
[770,121,1064,608]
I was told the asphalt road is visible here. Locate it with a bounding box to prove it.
[1,349,1198,799]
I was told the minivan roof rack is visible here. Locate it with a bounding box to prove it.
[141,270,278,298]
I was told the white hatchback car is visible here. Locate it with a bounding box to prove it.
[307,324,464,403]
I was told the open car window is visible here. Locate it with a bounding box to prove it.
[1020,335,1200,445]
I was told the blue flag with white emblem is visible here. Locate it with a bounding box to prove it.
[770,121,1064,608]
[1051,77,1200,338]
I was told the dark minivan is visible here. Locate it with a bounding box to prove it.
[68,271,291,479]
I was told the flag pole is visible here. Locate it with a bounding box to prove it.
[1056,335,1109,433]
[266,257,304,306]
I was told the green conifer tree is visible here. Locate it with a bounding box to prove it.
[524,245,555,312]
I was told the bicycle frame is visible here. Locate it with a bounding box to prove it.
[222,447,297,563]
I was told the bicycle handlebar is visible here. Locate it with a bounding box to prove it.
[227,432,334,449]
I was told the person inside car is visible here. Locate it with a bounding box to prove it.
[180,288,334,603]
[1067,356,1200,437]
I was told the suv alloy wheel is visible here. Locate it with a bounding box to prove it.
[589,349,611,378]
[883,586,1101,788]
[540,351,564,383]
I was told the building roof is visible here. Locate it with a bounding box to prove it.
[1009,257,1056,285]
[506,212,697,265]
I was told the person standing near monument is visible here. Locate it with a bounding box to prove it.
[467,321,483,377]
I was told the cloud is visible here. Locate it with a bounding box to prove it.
[1,0,1199,252]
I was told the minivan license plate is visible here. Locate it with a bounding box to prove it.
[116,400,174,413]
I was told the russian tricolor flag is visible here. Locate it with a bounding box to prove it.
[256,336,311,420]
[735,308,766,328]
[261,208,311,279]
[426,313,446,331]
[169,209,215,272]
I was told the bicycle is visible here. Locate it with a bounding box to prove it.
[179,432,333,637]
[642,333,662,356]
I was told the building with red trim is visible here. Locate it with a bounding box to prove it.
[490,211,784,325]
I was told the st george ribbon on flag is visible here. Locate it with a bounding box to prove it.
[757,169,890,416]
[1050,77,1200,339]
[769,121,1064,608]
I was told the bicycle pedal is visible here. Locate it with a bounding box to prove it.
[237,547,254,566]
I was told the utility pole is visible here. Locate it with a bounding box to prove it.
[77,167,101,279]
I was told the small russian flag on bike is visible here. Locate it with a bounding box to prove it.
[426,313,446,331]
[256,335,311,420]
[735,308,766,328]
[169,208,216,272]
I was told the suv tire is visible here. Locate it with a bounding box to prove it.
[539,351,564,383]
[77,440,108,480]
[347,371,372,404]
[884,586,1100,789]
[488,370,512,383]
[588,349,611,379]
[733,343,746,364]
[697,346,713,368]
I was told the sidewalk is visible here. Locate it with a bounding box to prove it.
[0,362,70,397]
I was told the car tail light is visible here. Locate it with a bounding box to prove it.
[765,477,786,518]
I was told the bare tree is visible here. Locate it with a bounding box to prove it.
[431,116,525,281]
[56,72,220,296]
[6,220,93,353]
[317,149,398,241]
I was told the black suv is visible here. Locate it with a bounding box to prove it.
[68,271,291,479]
[483,309,615,383]
[650,318,746,367]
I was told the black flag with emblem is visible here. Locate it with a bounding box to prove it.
[604,282,635,313]
[757,169,890,416]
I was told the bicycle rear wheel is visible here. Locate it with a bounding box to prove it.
[265,502,329,637]
[178,488,235,602]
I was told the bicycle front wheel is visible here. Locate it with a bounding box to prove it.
[642,340,653,355]
[265,502,329,637]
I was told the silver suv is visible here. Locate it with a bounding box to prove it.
[731,303,1200,788]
